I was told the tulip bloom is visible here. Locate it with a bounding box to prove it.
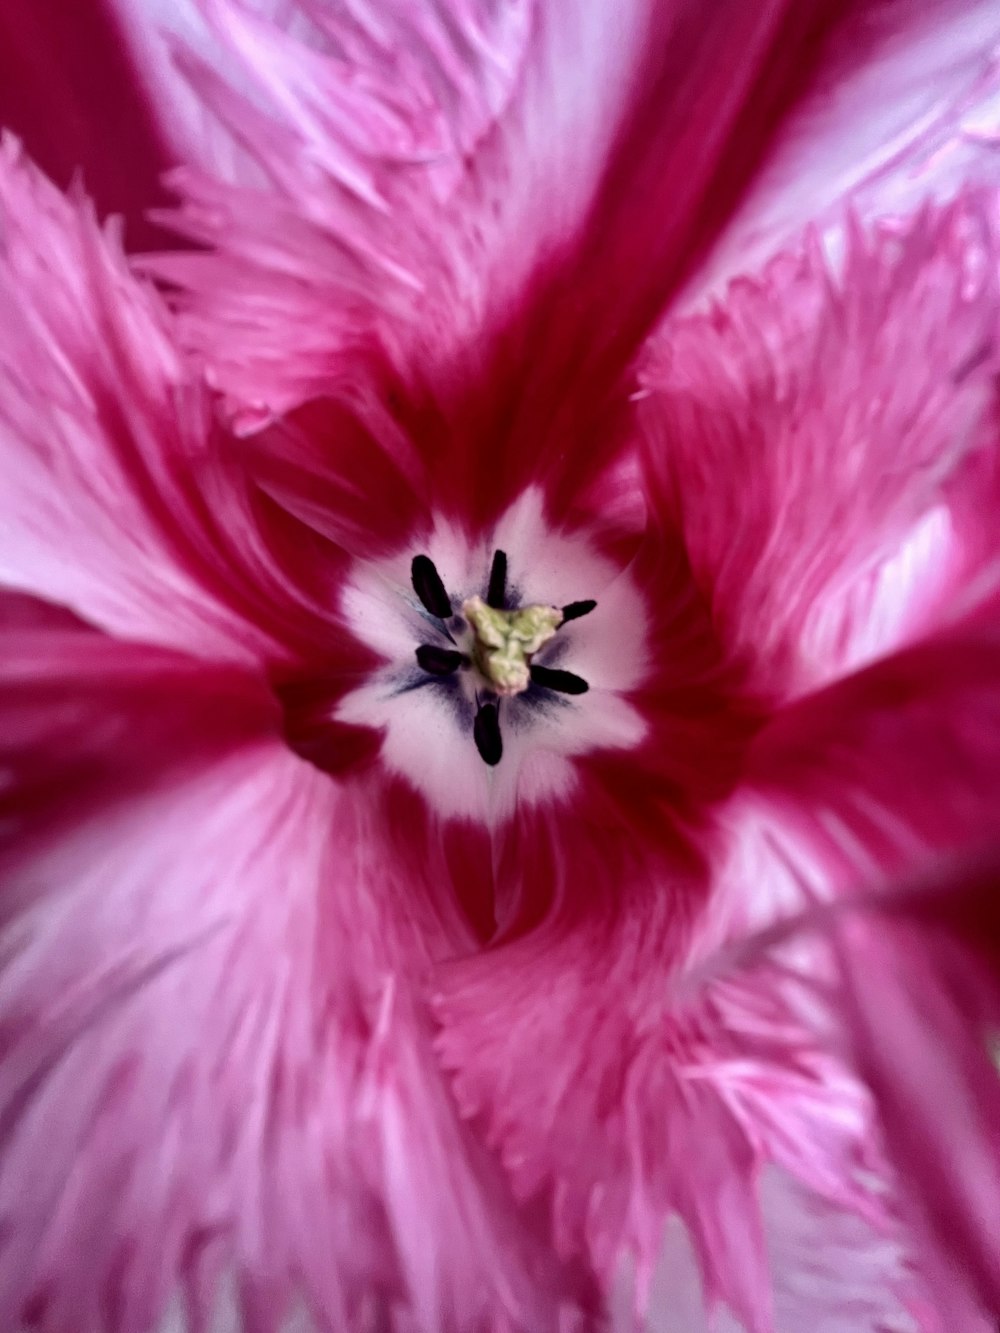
[2,3,1000,1331]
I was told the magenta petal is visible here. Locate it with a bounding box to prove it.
[693,0,1000,300]
[734,851,1000,1327]
[0,621,587,1332]
[150,0,870,519]
[0,140,350,667]
[641,192,1000,699]
[747,599,1000,887]
[730,596,1000,1312]
[434,790,901,1330]
[142,0,538,428]
[828,859,1000,1324]
[0,0,187,250]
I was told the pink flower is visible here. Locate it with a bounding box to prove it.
[1,2,1000,1330]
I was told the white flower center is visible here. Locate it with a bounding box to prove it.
[336,489,650,822]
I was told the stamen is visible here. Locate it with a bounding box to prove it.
[473,700,502,765]
[486,549,507,608]
[404,547,598,767]
[529,664,589,695]
[415,645,464,676]
[411,555,452,619]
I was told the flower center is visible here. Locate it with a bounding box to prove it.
[461,596,563,696]
[328,489,652,823]
[410,547,596,766]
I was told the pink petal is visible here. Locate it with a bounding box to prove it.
[109,0,314,192]
[151,0,884,521]
[0,619,585,1332]
[0,139,346,667]
[433,790,904,1330]
[708,588,1000,1319]
[640,191,1000,700]
[0,0,187,250]
[727,850,1000,1328]
[746,598,1000,889]
[689,0,1000,303]
[825,855,1000,1324]
[141,0,536,428]
[756,1171,922,1333]
[615,1169,918,1332]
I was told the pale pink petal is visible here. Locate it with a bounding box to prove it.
[0,0,186,249]
[616,1168,927,1333]
[640,192,1000,700]
[822,855,1000,1325]
[756,1170,927,1333]
[0,139,346,667]
[689,0,1000,304]
[0,623,585,1333]
[0,0,292,243]
[142,0,535,424]
[433,791,906,1331]
[700,599,1000,1318]
[725,850,1000,1328]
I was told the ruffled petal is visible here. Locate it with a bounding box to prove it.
[0,620,586,1333]
[731,614,1000,1316]
[672,585,1000,1319]
[141,0,535,426]
[612,1169,921,1333]
[640,191,1000,700]
[745,597,1000,890]
[433,790,907,1331]
[0,0,186,249]
[0,0,297,244]
[151,0,883,521]
[754,1171,921,1333]
[720,849,1000,1329]
[102,0,291,189]
[690,0,1000,303]
[0,140,346,668]
[820,855,1000,1325]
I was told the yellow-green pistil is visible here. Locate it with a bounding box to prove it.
[461,595,563,696]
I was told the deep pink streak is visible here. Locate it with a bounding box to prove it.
[0,0,180,250]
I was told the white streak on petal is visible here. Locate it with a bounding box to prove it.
[802,505,956,685]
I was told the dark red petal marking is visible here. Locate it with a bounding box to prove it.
[529,665,589,695]
[415,645,464,676]
[411,555,452,618]
[473,701,502,766]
